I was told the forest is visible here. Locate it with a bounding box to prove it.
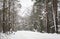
[0,0,60,34]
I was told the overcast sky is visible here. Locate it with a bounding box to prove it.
[18,0,35,17]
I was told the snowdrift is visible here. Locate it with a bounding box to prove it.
[0,31,60,39]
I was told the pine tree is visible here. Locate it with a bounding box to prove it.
[52,0,58,33]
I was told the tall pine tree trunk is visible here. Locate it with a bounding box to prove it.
[45,0,50,33]
[52,0,58,33]
[3,0,6,33]
[12,0,15,31]
[8,0,11,31]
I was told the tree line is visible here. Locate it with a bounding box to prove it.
[30,0,59,33]
[0,0,60,33]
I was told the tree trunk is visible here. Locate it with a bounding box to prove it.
[45,0,50,33]
[8,0,11,31]
[3,0,6,33]
[52,0,58,33]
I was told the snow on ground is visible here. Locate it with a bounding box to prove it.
[0,33,10,39]
[0,31,60,39]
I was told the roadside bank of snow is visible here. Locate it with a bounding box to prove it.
[0,31,60,39]
[9,31,60,39]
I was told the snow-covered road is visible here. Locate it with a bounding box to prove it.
[0,31,60,39]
